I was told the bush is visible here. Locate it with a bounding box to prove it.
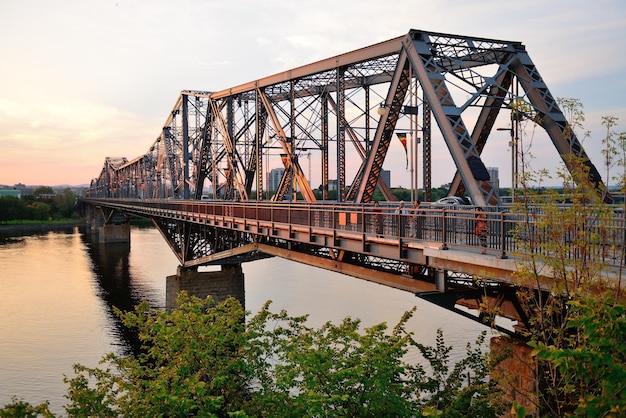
[2,293,503,417]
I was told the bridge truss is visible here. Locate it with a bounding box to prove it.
[87,29,609,207]
[83,29,614,333]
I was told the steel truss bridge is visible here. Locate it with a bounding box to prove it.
[83,29,615,334]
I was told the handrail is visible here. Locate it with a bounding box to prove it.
[81,198,626,268]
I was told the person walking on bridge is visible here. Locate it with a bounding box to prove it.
[410,200,422,238]
[372,201,383,236]
[474,207,489,254]
[395,201,408,236]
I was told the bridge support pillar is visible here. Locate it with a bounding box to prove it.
[490,336,537,416]
[435,269,447,292]
[82,204,101,234]
[166,264,245,311]
[98,223,131,244]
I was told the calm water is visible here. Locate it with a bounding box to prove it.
[0,226,491,414]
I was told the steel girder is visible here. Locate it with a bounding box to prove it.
[86,29,609,206]
[151,217,259,265]
[508,53,610,202]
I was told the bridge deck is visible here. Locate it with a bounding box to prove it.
[83,198,624,281]
[82,198,625,329]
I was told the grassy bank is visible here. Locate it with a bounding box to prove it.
[0,218,85,233]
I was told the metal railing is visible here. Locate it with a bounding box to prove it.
[83,198,626,267]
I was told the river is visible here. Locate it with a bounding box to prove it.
[0,226,492,414]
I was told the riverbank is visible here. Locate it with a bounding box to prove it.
[0,221,86,234]
[0,217,152,235]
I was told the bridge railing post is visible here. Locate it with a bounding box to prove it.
[498,211,508,259]
[441,210,448,250]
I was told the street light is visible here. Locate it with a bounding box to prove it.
[497,126,516,202]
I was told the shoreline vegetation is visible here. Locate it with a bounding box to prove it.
[0,219,86,233]
[0,217,153,234]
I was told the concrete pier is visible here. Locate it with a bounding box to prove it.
[82,204,131,243]
[98,223,130,243]
[166,264,245,311]
[490,336,537,416]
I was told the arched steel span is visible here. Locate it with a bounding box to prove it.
[86,29,610,206]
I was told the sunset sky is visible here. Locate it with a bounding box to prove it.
[1,0,625,188]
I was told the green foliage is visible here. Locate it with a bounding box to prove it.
[530,293,626,417]
[53,188,77,219]
[244,305,419,417]
[507,97,626,416]
[0,188,78,223]
[32,186,54,198]
[26,201,51,221]
[0,196,26,223]
[64,294,249,417]
[2,293,502,417]
[0,397,53,418]
[411,329,504,418]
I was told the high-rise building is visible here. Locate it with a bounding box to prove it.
[269,168,285,191]
[487,167,499,195]
[380,169,391,187]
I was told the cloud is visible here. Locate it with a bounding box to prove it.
[0,0,624,188]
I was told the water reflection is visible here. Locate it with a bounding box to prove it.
[81,235,141,355]
[0,227,113,412]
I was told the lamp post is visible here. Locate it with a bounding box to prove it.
[410,134,414,203]
[497,125,516,202]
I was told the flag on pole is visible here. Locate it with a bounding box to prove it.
[396,132,408,169]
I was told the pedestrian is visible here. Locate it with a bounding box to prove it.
[372,201,383,236]
[395,201,408,236]
[410,200,422,238]
[395,201,408,215]
[475,207,489,254]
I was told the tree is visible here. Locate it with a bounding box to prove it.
[530,292,626,417]
[503,98,626,416]
[52,188,77,219]
[32,186,54,199]
[4,293,503,417]
[0,196,26,223]
[65,295,249,417]
[600,115,618,193]
[0,398,53,418]
[26,201,51,221]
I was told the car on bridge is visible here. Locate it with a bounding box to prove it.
[429,196,473,208]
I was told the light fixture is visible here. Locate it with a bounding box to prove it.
[377,102,387,116]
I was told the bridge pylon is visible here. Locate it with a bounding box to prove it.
[81,203,130,244]
[166,264,244,311]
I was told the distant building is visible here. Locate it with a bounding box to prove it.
[13,183,33,197]
[380,169,391,187]
[487,167,499,196]
[269,168,285,191]
[0,188,21,198]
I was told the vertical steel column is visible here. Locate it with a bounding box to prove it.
[336,67,346,202]
[290,80,296,201]
[365,86,370,154]
[322,93,329,201]
[256,90,264,200]
[227,97,235,200]
[422,93,432,202]
[182,94,190,200]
